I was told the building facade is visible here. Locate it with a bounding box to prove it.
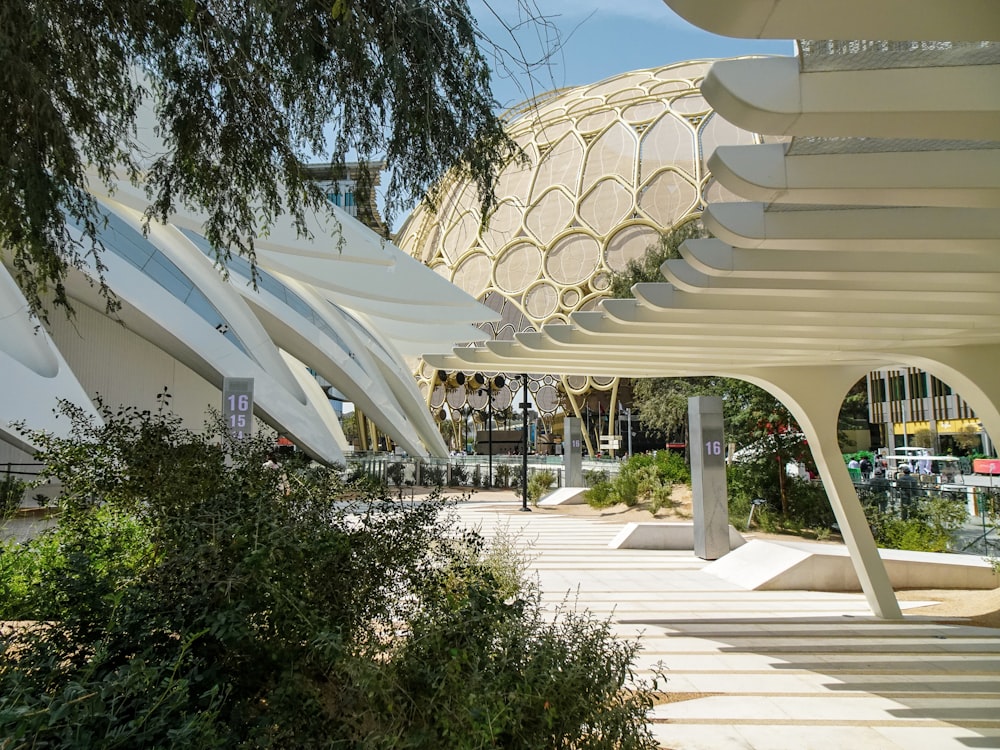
[868,368,991,456]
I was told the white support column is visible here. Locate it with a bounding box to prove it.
[744,365,902,619]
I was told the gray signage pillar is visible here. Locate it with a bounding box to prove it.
[688,396,729,560]
[563,417,584,487]
[223,377,255,440]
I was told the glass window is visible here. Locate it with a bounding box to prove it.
[178,227,356,359]
[931,376,952,397]
[889,374,906,400]
[870,376,887,402]
[908,371,928,398]
[69,212,251,357]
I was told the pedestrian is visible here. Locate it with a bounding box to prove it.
[896,464,918,520]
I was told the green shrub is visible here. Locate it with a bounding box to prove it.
[0,400,661,749]
[422,463,445,487]
[527,469,557,505]
[494,462,512,488]
[386,460,406,487]
[612,471,641,506]
[863,494,968,552]
[448,462,467,486]
[585,480,616,508]
[648,482,676,515]
[727,459,833,533]
[653,450,691,485]
[604,452,691,510]
[0,474,25,520]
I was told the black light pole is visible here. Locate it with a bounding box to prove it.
[487,382,493,488]
[521,373,531,511]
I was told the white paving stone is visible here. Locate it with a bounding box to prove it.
[445,493,1000,750]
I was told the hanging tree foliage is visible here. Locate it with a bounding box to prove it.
[0,0,523,321]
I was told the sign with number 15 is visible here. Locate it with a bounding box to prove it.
[223,377,254,440]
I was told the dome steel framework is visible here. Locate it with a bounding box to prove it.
[397,60,768,435]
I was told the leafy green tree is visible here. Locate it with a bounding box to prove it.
[1,0,529,321]
[0,400,660,748]
[341,410,359,445]
[631,376,718,451]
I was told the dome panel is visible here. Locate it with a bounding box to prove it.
[534,383,559,412]
[531,133,584,201]
[441,210,480,265]
[491,388,513,410]
[567,97,605,115]
[650,80,693,96]
[429,384,446,409]
[605,224,660,272]
[623,100,667,123]
[495,322,519,341]
[446,388,468,408]
[640,113,697,183]
[561,287,581,308]
[608,87,648,105]
[480,199,523,254]
[670,93,711,116]
[654,61,711,80]
[495,143,538,203]
[576,109,619,133]
[545,233,601,285]
[536,119,575,144]
[639,169,699,227]
[495,242,542,294]
[525,188,575,245]
[467,388,487,409]
[410,216,442,263]
[451,251,493,298]
[579,178,633,237]
[524,281,559,318]
[433,178,468,224]
[581,121,637,192]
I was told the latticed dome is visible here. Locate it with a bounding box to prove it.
[396,60,766,417]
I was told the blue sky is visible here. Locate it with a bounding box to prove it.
[474,0,793,111]
[374,2,794,229]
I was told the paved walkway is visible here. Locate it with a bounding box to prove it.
[449,491,1000,750]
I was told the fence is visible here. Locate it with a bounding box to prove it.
[346,453,569,491]
[852,475,999,556]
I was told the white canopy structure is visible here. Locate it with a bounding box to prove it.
[2,169,496,465]
[426,3,1000,617]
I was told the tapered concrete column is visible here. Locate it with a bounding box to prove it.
[563,417,584,487]
[689,396,730,560]
[744,365,902,619]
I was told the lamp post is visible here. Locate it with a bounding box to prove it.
[520,373,531,512]
[487,385,493,487]
[474,373,503,488]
